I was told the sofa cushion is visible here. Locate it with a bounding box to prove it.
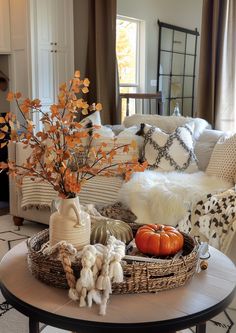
[105,124,125,135]
[195,129,226,171]
[16,142,32,166]
[139,123,198,172]
[81,110,102,126]
[123,114,210,140]
[89,127,141,172]
[117,126,144,156]
[206,133,236,183]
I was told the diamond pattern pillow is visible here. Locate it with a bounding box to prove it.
[138,123,198,172]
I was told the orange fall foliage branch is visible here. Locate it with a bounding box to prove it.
[0,72,147,198]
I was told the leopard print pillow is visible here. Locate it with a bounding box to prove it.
[97,202,137,223]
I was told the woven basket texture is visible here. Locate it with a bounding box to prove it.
[27,228,198,294]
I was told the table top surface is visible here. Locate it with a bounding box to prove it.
[0,241,236,331]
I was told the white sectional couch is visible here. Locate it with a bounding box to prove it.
[8,115,236,261]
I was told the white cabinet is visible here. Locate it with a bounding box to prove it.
[33,0,74,113]
[0,0,11,53]
[9,0,74,124]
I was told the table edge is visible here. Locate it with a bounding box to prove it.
[1,281,235,332]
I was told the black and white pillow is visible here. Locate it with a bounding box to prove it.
[137,122,198,173]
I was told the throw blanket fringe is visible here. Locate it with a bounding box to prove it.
[23,204,51,211]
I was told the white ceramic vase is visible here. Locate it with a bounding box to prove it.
[49,196,91,250]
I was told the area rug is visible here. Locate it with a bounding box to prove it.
[0,215,68,333]
[0,214,235,333]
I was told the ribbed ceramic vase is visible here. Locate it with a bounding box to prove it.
[49,196,91,250]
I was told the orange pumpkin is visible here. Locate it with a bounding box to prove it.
[135,224,184,256]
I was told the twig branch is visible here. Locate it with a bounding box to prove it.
[84,161,136,181]
[12,164,56,189]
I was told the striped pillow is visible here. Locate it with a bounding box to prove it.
[21,176,123,210]
[79,176,123,205]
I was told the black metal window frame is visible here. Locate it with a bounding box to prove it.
[157,20,199,117]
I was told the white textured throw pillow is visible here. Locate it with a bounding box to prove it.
[206,134,236,183]
[90,135,140,169]
[80,111,102,126]
[195,129,226,171]
[123,115,209,140]
[140,123,198,172]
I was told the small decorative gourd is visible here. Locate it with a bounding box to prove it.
[135,224,184,256]
[200,260,208,270]
[90,219,133,245]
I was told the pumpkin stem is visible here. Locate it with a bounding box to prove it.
[158,225,164,232]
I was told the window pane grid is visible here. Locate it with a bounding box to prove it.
[157,20,199,117]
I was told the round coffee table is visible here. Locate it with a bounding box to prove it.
[0,241,235,333]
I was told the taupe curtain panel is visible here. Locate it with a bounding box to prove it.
[197,0,236,131]
[85,0,117,125]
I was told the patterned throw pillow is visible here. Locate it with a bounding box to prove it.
[138,123,198,172]
[206,134,236,183]
[97,202,137,223]
[89,134,140,171]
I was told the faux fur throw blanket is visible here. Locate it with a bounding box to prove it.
[119,171,232,226]
[178,189,236,253]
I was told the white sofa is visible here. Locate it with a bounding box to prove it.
[8,115,236,261]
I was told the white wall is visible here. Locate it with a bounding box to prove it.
[117,0,203,113]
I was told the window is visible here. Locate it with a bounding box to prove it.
[116,16,145,118]
[157,21,199,117]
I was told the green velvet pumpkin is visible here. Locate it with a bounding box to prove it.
[90,218,133,245]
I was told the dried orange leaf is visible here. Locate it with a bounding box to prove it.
[93,133,100,139]
[130,140,137,149]
[74,70,81,78]
[0,161,8,169]
[15,92,22,99]
[0,142,7,148]
[7,92,14,102]
[83,78,90,87]
[123,145,129,153]
[1,125,8,132]
[82,87,89,94]
[82,109,88,115]
[20,104,29,114]
[59,82,67,91]
[95,103,102,111]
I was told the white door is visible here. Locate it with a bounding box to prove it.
[53,0,74,101]
[35,0,74,106]
[36,0,56,109]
